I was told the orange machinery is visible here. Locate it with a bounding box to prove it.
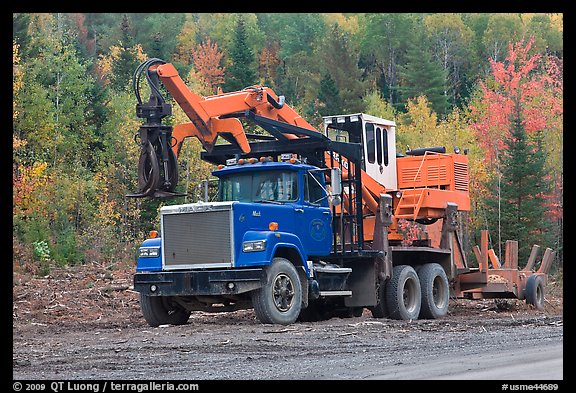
[130,58,554,312]
[138,60,471,245]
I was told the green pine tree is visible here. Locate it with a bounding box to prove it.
[225,15,257,92]
[317,73,341,117]
[319,23,367,114]
[484,96,552,265]
[13,13,31,52]
[110,14,140,91]
[398,37,449,115]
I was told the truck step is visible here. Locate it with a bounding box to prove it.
[319,290,352,296]
[315,265,352,274]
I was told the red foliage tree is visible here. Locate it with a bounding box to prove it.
[69,13,95,56]
[470,37,562,166]
[470,36,563,228]
[191,37,225,94]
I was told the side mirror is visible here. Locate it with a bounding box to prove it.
[330,167,342,206]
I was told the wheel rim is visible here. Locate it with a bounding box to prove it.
[432,276,447,309]
[403,277,419,313]
[272,273,295,312]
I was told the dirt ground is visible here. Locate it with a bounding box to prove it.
[12,262,564,380]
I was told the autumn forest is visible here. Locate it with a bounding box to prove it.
[12,13,563,275]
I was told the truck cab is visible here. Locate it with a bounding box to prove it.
[133,158,337,326]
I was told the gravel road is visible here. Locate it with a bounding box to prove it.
[13,305,563,381]
[13,264,564,382]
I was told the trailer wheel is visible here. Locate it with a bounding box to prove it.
[139,294,190,327]
[418,263,449,319]
[386,265,421,320]
[252,257,302,325]
[525,275,545,310]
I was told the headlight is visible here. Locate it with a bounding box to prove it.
[242,240,266,252]
[139,247,160,258]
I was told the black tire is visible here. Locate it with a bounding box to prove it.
[252,257,302,325]
[139,294,190,327]
[525,275,545,310]
[386,265,422,320]
[137,140,160,196]
[369,280,389,318]
[418,263,449,319]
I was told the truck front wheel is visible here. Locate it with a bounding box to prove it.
[140,294,191,327]
[252,257,302,325]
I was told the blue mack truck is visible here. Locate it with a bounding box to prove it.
[134,157,347,326]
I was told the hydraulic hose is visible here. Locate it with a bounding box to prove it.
[133,58,167,105]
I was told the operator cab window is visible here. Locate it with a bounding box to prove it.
[326,127,349,143]
[365,123,375,164]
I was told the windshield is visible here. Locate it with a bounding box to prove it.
[219,170,298,203]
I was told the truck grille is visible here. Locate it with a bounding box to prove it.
[162,206,233,269]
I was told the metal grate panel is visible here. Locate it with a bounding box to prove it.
[401,167,422,184]
[454,162,469,192]
[427,165,448,182]
[162,208,232,269]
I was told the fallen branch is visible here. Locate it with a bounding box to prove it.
[100,284,130,292]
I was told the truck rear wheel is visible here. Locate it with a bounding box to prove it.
[369,280,389,318]
[252,257,302,325]
[418,263,449,319]
[525,274,545,310]
[386,265,421,320]
[139,294,191,327]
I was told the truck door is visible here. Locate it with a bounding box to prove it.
[295,171,332,257]
[363,119,398,190]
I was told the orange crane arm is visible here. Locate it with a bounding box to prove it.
[151,62,384,215]
[153,63,316,156]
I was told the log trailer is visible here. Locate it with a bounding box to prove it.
[129,58,554,326]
